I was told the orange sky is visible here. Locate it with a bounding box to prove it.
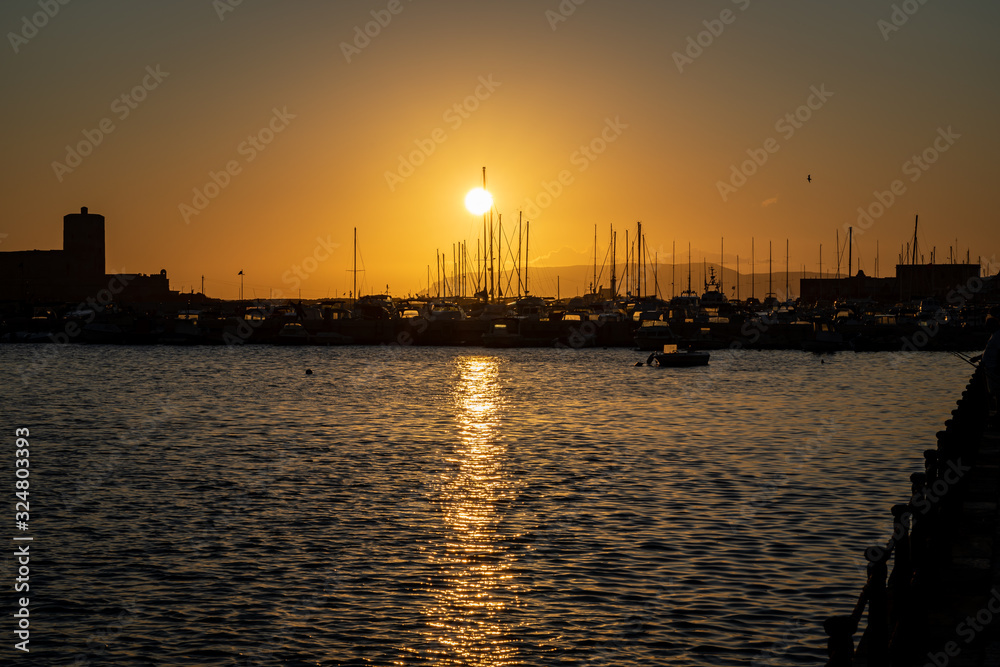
[1,0,997,299]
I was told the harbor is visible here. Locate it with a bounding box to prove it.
[3,288,997,351]
[2,2,997,663]
[3,210,996,350]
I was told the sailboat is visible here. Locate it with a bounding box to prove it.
[670,243,700,309]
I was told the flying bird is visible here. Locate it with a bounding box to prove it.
[807,174,812,183]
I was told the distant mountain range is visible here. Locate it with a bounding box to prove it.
[426,263,840,301]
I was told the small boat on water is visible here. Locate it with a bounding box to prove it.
[645,344,710,367]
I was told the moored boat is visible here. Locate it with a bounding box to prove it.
[482,318,555,348]
[634,317,678,351]
[645,344,710,367]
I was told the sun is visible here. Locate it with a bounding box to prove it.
[464,188,493,215]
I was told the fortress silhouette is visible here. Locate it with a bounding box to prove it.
[0,207,175,304]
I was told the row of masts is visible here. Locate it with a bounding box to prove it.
[432,217,531,301]
[427,174,982,301]
[432,167,533,301]
[835,216,976,282]
[429,211,802,302]
[236,211,982,302]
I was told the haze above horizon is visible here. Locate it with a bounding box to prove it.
[1,0,997,299]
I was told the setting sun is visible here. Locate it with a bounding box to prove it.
[464,187,493,215]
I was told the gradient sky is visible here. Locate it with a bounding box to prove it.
[1,0,997,299]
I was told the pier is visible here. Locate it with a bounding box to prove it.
[825,366,1000,666]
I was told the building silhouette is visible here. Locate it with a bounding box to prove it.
[0,207,175,304]
[799,263,982,304]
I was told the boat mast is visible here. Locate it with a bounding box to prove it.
[524,220,529,295]
[353,227,357,306]
[751,236,755,300]
[637,221,642,299]
[671,240,675,298]
[643,231,648,297]
[593,224,598,295]
[481,167,488,302]
[610,226,617,297]
[687,242,692,295]
[518,211,523,297]
[625,229,629,298]
[836,229,841,279]
[848,226,853,277]
[785,238,789,301]
[643,230,649,297]
[489,208,494,302]
[654,251,660,298]
[498,213,503,298]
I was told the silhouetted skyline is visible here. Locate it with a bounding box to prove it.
[1,1,997,299]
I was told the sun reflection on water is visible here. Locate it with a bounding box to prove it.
[419,355,521,666]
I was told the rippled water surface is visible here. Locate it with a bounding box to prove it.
[0,345,974,665]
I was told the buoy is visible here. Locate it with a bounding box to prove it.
[305,369,313,375]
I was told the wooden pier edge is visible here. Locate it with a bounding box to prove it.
[825,366,1000,666]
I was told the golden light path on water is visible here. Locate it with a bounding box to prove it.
[419,355,520,665]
